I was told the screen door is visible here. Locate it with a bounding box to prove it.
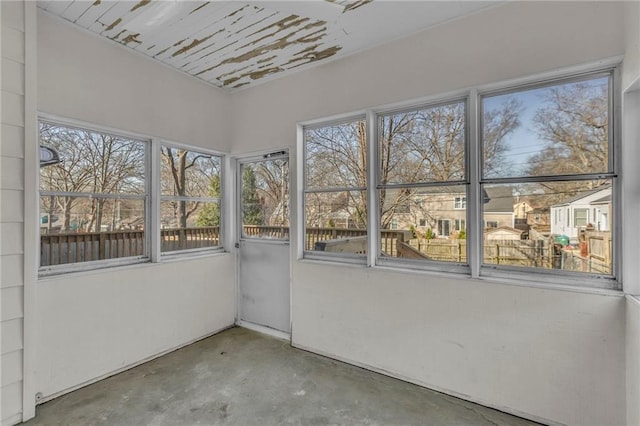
[237,153,290,333]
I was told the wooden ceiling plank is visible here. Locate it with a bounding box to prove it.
[61,0,95,23]
[87,1,137,33]
[43,0,75,16]
[181,10,321,76]
[129,1,213,51]
[154,4,264,66]
[139,2,241,58]
[72,0,119,28]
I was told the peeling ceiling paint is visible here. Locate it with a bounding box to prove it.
[37,1,499,91]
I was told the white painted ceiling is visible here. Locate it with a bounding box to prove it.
[38,1,498,91]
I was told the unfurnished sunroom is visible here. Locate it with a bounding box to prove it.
[1,1,640,425]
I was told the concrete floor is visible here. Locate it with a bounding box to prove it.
[23,327,539,426]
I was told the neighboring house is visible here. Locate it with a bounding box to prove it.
[482,187,515,231]
[550,186,612,240]
[514,200,534,220]
[526,207,551,230]
[393,186,514,238]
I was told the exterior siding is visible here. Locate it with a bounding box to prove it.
[1,1,26,424]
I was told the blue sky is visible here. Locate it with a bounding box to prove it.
[482,76,608,178]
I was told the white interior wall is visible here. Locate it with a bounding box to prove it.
[628,296,640,426]
[1,2,29,425]
[33,10,236,406]
[623,4,640,423]
[231,2,629,425]
[37,12,232,150]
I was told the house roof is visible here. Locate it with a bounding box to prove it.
[483,187,514,213]
[484,226,523,235]
[551,185,611,207]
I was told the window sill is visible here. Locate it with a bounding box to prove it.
[296,257,623,297]
[160,248,228,262]
[38,250,231,281]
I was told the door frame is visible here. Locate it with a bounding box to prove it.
[233,148,292,340]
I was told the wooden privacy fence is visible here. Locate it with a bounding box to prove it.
[41,226,611,273]
[407,238,556,267]
[41,227,221,266]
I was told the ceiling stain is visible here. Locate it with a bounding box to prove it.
[189,2,209,16]
[326,0,373,14]
[285,45,342,70]
[343,0,373,13]
[172,34,216,57]
[130,0,151,13]
[248,15,308,39]
[121,33,142,46]
[105,17,121,32]
[42,0,487,90]
[257,55,278,65]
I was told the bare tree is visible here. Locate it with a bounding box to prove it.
[161,147,219,229]
[39,123,144,232]
[527,80,609,203]
[305,102,520,229]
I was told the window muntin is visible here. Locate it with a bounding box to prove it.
[39,121,147,269]
[303,118,367,258]
[160,146,222,254]
[377,100,468,265]
[480,71,614,278]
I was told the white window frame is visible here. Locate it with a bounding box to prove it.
[297,61,621,290]
[477,67,619,289]
[37,115,226,276]
[158,141,225,258]
[374,97,470,273]
[37,116,151,276]
[301,114,369,264]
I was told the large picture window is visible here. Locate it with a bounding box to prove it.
[303,117,367,258]
[160,146,223,253]
[300,65,618,288]
[377,100,468,265]
[39,121,148,270]
[480,71,614,277]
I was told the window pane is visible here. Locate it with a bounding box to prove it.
[39,122,146,195]
[482,180,612,275]
[160,147,221,197]
[160,200,221,252]
[379,185,467,263]
[305,191,367,255]
[482,75,610,179]
[241,159,289,239]
[305,119,366,190]
[40,195,145,267]
[379,101,465,185]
